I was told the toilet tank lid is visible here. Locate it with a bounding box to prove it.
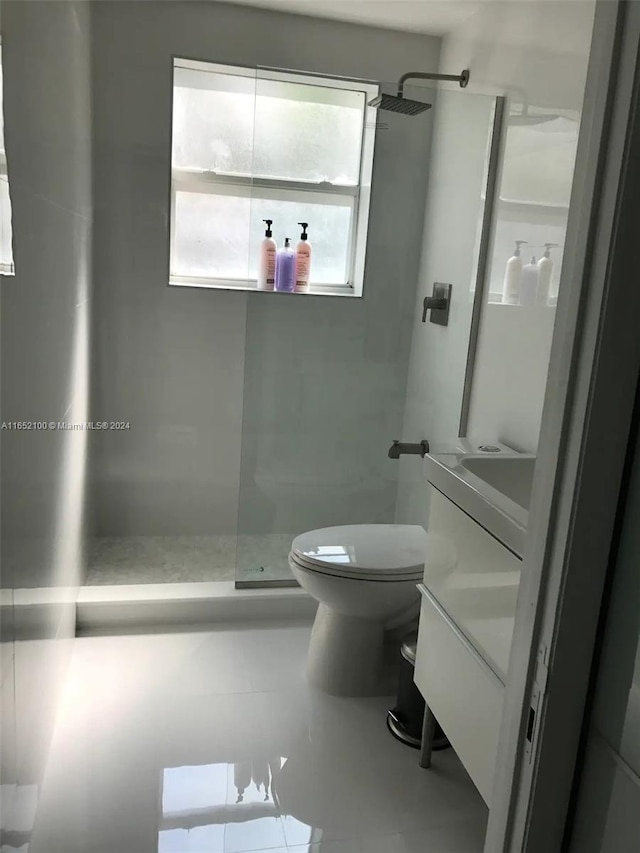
[291,524,428,575]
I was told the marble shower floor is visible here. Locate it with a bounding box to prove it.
[87,534,296,585]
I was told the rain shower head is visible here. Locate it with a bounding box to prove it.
[368,68,469,117]
[368,92,432,116]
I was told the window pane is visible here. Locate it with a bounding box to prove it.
[172,65,366,185]
[170,61,372,290]
[248,196,352,284]
[172,75,256,175]
[253,78,365,184]
[172,190,353,284]
[172,191,251,280]
[0,176,13,270]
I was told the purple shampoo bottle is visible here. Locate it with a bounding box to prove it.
[275,238,296,292]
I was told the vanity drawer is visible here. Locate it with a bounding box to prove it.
[414,585,505,805]
[424,488,521,681]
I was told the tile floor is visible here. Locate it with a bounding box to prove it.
[30,622,487,853]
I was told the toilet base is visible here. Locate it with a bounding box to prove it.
[306,604,385,696]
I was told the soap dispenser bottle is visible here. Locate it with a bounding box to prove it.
[502,241,528,304]
[520,255,540,307]
[295,222,312,293]
[536,243,558,305]
[275,237,296,292]
[257,219,277,291]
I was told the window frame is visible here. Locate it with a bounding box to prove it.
[0,42,14,276]
[0,150,14,275]
[168,57,379,297]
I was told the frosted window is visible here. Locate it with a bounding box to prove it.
[170,59,376,292]
[173,191,352,284]
[172,84,256,176]
[253,79,364,184]
[247,197,352,284]
[173,73,364,184]
[173,192,252,280]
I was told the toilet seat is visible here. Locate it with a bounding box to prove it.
[290,524,427,582]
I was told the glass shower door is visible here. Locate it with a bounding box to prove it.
[234,72,410,587]
[234,289,402,587]
[234,81,501,588]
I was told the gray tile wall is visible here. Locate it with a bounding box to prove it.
[89,0,440,544]
[0,0,92,807]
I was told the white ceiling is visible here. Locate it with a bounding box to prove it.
[217,0,483,36]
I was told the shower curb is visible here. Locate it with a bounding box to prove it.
[76,581,317,635]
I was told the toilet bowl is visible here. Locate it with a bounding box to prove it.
[289,524,427,696]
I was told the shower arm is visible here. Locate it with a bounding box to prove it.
[397,69,470,98]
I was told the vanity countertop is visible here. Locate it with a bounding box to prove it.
[423,439,535,558]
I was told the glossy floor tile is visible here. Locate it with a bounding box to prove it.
[30,623,487,853]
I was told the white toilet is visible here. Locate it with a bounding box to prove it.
[289,524,427,696]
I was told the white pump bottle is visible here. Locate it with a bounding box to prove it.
[502,241,527,304]
[520,256,540,307]
[536,243,558,305]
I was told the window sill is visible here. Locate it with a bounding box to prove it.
[168,276,359,298]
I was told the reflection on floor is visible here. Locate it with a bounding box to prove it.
[31,622,488,853]
[87,535,296,586]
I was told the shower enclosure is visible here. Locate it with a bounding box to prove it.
[233,80,502,587]
[85,65,501,593]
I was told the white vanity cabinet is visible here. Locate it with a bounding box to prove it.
[414,487,522,805]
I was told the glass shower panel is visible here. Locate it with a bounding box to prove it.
[88,61,260,586]
[234,80,497,587]
[249,75,365,184]
[235,289,404,587]
[234,84,502,587]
